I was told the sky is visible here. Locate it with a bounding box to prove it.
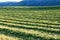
[0,0,23,2]
[0,0,60,6]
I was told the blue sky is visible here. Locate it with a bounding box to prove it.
[0,0,23,2]
[0,0,60,2]
[0,0,60,6]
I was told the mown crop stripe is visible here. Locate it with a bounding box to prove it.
[0,21,60,35]
[0,24,60,39]
[0,6,60,40]
[0,19,60,29]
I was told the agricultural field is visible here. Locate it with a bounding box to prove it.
[0,6,60,40]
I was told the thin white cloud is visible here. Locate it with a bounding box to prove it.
[0,0,23,2]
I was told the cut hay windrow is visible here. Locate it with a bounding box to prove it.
[0,6,60,40]
[0,25,60,40]
[0,21,60,35]
[0,18,60,29]
[0,34,21,40]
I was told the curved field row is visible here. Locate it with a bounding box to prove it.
[0,6,60,40]
[0,18,60,29]
[0,25,60,40]
[0,18,60,40]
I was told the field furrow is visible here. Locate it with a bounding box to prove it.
[0,25,60,40]
[0,6,60,40]
[0,20,60,34]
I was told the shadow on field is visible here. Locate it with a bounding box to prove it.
[1,7,60,10]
